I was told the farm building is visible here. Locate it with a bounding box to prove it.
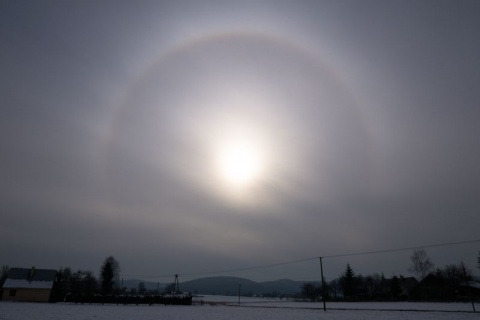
[2,267,57,302]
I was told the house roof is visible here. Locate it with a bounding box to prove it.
[2,267,57,289]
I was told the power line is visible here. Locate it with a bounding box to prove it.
[322,238,480,259]
[182,239,480,277]
[122,238,480,279]
[121,258,317,279]
[120,273,176,279]
[179,257,317,278]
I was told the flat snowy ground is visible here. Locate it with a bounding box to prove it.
[1,301,478,320]
[236,299,479,312]
[205,295,478,311]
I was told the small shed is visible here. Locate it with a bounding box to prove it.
[2,267,57,302]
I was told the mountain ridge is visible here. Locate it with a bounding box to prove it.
[123,276,310,295]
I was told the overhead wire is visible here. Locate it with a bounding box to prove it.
[322,238,480,259]
[121,238,480,280]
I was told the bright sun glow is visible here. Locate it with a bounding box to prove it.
[186,89,274,200]
[217,142,262,187]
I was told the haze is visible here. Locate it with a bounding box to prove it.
[1,0,479,282]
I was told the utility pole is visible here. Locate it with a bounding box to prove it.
[238,284,241,305]
[461,263,476,313]
[319,257,326,311]
[174,274,180,296]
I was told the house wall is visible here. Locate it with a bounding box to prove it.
[2,288,51,302]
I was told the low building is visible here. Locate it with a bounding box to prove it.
[2,267,57,302]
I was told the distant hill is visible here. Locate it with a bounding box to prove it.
[122,279,166,292]
[260,278,313,295]
[180,276,306,296]
[123,276,308,296]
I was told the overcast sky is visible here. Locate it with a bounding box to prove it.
[1,0,480,282]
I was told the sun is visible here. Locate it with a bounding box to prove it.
[217,142,262,187]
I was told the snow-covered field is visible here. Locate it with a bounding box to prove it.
[203,295,479,311]
[238,300,478,312]
[1,300,478,320]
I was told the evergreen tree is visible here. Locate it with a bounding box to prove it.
[100,256,120,295]
[340,263,356,298]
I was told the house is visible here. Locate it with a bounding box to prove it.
[2,267,57,302]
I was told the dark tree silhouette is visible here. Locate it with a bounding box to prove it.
[164,282,176,294]
[52,267,72,301]
[390,275,401,300]
[443,264,465,288]
[301,282,319,301]
[0,265,9,287]
[340,263,356,298]
[138,281,146,295]
[100,256,120,295]
[70,270,98,297]
[477,251,480,270]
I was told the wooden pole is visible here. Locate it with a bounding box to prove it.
[462,263,476,313]
[238,284,241,305]
[174,274,180,296]
[319,257,326,311]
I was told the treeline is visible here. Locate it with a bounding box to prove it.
[52,256,122,302]
[2,250,479,303]
[50,256,192,305]
[301,249,480,302]
[0,256,122,302]
[50,256,187,303]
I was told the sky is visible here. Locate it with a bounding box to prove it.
[1,0,480,283]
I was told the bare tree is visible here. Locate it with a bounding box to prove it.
[301,282,319,302]
[70,270,98,296]
[408,249,434,280]
[54,267,72,301]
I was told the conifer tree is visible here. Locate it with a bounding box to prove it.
[100,256,120,295]
[340,263,356,298]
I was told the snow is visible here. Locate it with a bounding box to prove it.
[202,295,479,312]
[238,300,478,312]
[1,300,478,320]
[2,279,54,289]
